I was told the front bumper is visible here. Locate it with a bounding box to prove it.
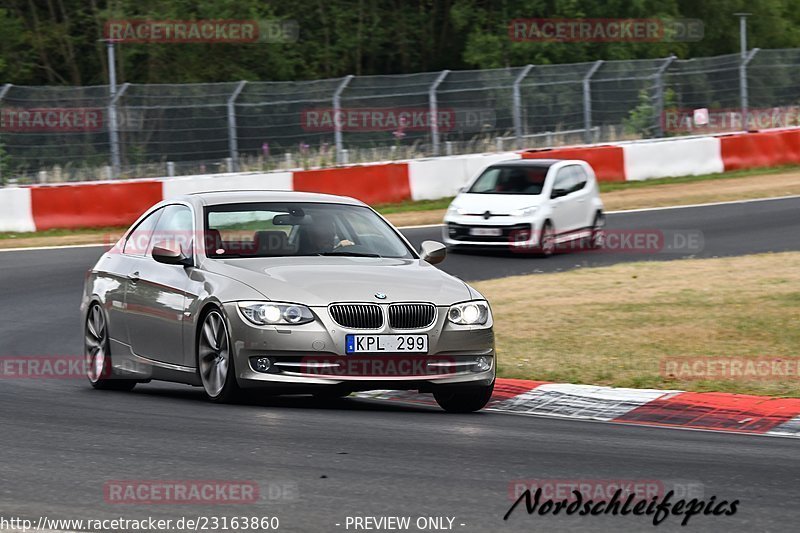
[222,302,495,390]
[442,215,543,248]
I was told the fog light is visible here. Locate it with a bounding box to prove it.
[252,356,272,373]
[473,356,492,372]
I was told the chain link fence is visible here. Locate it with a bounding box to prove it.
[2,48,800,184]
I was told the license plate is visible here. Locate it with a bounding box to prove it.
[346,334,428,354]
[469,227,502,237]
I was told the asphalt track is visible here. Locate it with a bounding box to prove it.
[1,197,799,532]
[401,195,800,281]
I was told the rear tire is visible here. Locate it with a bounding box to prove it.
[197,308,242,403]
[433,382,494,413]
[588,212,605,249]
[85,303,137,391]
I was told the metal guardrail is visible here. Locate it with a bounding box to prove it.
[3,48,800,184]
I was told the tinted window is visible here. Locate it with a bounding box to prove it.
[123,208,162,256]
[468,165,549,195]
[150,204,194,256]
[551,167,577,198]
[570,166,588,192]
[205,203,413,259]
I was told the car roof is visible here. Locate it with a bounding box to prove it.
[177,189,368,207]
[488,158,569,168]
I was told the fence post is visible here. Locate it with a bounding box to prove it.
[108,82,129,179]
[107,41,122,178]
[333,75,353,164]
[653,55,676,138]
[0,84,11,185]
[429,70,450,156]
[582,60,603,144]
[513,65,534,149]
[741,48,759,130]
[227,81,247,172]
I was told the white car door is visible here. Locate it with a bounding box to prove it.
[548,165,580,234]
[568,164,594,230]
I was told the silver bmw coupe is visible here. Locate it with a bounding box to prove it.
[81,191,496,412]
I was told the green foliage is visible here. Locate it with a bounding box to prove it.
[623,88,677,137]
[2,0,800,85]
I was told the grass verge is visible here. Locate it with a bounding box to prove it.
[476,252,800,397]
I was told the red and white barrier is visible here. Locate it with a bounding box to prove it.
[408,152,521,200]
[521,144,626,182]
[0,187,36,232]
[357,378,800,437]
[622,136,723,181]
[2,128,798,232]
[720,128,800,170]
[163,171,293,198]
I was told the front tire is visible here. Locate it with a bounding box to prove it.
[198,308,241,403]
[537,221,555,257]
[433,382,494,413]
[85,303,137,391]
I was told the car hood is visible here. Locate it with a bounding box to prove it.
[451,193,545,215]
[202,256,472,306]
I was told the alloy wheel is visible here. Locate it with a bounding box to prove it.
[85,304,108,383]
[198,310,231,398]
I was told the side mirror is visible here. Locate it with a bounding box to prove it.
[152,240,193,267]
[458,186,467,193]
[419,240,447,265]
[551,188,568,199]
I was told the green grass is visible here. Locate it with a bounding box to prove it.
[0,226,125,240]
[478,252,800,397]
[373,197,455,214]
[598,164,800,193]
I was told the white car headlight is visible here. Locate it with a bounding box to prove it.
[446,205,468,216]
[238,302,315,325]
[447,300,491,325]
[509,206,538,217]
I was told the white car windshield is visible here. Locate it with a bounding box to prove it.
[204,202,414,259]
[468,165,548,195]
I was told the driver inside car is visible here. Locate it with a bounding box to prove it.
[305,217,355,253]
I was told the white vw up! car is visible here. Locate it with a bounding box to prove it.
[442,159,605,255]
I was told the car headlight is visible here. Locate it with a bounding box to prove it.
[509,206,538,217]
[447,205,467,216]
[238,302,315,325]
[447,300,491,325]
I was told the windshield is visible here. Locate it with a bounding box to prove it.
[467,165,548,195]
[204,202,414,259]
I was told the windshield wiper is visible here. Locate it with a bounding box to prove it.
[318,251,381,258]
